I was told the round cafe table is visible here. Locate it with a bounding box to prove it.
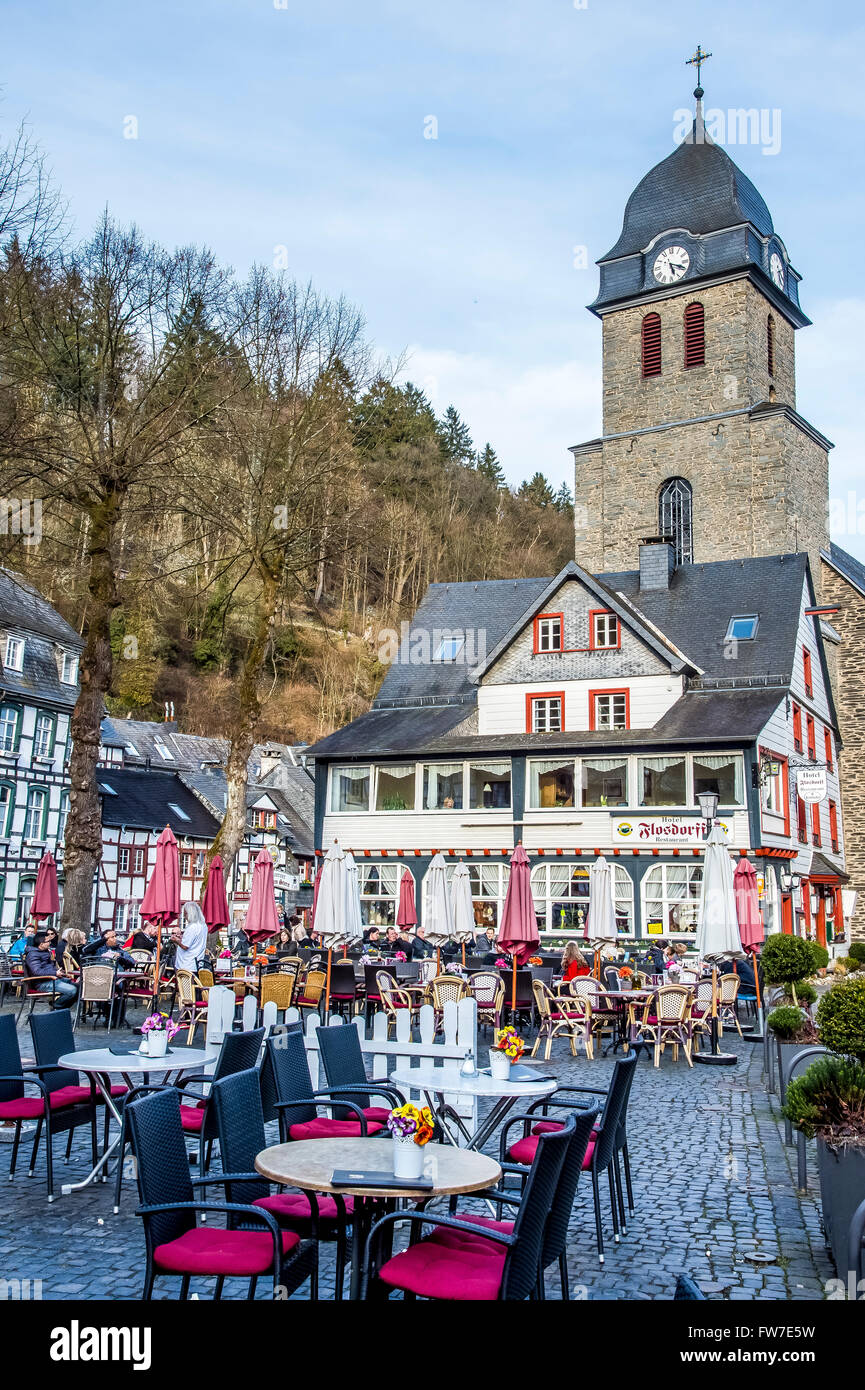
[255,1137,501,1300]
[390,1064,557,1151]
[56,1044,218,1199]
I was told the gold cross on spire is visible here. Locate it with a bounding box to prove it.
[686,44,712,92]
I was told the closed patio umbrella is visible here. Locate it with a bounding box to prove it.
[31,850,60,920]
[202,854,230,931]
[734,856,764,1011]
[313,840,352,1008]
[451,862,476,967]
[341,851,363,960]
[584,854,619,978]
[140,825,181,995]
[424,852,454,974]
[694,825,745,1064]
[244,847,281,945]
[397,869,418,929]
[496,844,540,1014]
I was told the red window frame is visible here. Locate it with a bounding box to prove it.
[824,728,834,772]
[526,691,565,734]
[829,800,839,854]
[792,703,802,753]
[588,687,630,732]
[589,609,621,651]
[803,646,813,698]
[118,847,130,875]
[811,802,821,847]
[133,847,146,876]
[252,808,277,830]
[796,794,807,845]
[758,747,790,837]
[533,612,564,654]
[806,714,816,761]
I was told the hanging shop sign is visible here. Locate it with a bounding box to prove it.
[612,816,733,846]
[796,767,827,803]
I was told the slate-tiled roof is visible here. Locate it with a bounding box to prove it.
[178,765,315,858]
[100,717,227,768]
[306,704,475,759]
[97,768,221,838]
[600,123,774,263]
[0,569,83,646]
[822,543,865,601]
[0,569,83,711]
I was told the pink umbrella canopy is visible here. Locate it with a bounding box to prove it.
[244,847,281,944]
[31,850,60,919]
[396,869,418,928]
[140,825,181,927]
[496,844,540,966]
[734,857,764,950]
[202,854,230,930]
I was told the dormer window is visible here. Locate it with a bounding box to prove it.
[533,614,563,653]
[4,636,24,672]
[590,611,620,650]
[153,736,174,761]
[59,651,79,684]
[433,635,464,662]
[252,807,277,830]
[725,615,759,641]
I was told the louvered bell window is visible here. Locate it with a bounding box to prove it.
[641,313,661,377]
[683,302,705,368]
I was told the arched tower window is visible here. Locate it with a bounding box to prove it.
[767,314,775,378]
[683,302,705,368]
[641,312,662,378]
[658,477,693,565]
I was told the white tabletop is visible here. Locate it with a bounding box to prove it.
[390,1065,557,1100]
[57,1046,218,1075]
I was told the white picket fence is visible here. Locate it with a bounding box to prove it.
[202,986,479,1132]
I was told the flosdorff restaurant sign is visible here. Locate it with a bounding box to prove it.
[796,767,827,804]
[612,816,733,846]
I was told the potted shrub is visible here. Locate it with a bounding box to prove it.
[767,1004,818,1099]
[784,976,865,1275]
[761,932,814,1006]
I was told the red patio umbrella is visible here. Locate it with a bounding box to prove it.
[496,844,540,1015]
[243,847,280,946]
[31,850,60,920]
[396,870,417,929]
[734,856,764,1009]
[202,854,230,930]
[140,825,181,1000]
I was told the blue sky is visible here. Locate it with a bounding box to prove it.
[3,0,863,558]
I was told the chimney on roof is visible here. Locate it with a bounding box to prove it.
[639,536,675,592]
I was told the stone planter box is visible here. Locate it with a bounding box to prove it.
[816,1138,865,1277]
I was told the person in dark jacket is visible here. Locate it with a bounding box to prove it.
[410,927,433,959]
[23,932,78,1008]
[81,928,137,969]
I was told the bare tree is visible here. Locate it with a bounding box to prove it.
[0,117,66,255]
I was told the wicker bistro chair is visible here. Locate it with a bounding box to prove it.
[376,971,419,1036]
[363,1116,576,1301]
[124,1087,316,1301]
[502,1051,639,1265]
[294,969,327,1019]
[718,973,743,1038]
[690,978,716,1053]
[633,984,694,1068]
[466,972,505,1035]
[259,971,295,1023]
[74,964,118,1031]
[531,981,593,1061]
[259,1028,389,1142]
[0,1013,99,1202]
[212,1067,354,1299]
[430,975,466,1033]
[362,963,388,1027]
[174,970,209,1045]
[129,949,154,967]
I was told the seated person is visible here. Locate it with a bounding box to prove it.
[382,926,402,957]
[561,941,591,982]
[128,922,160,954]
[23,930,78,1008]
[81,928,137,969]
[61,927,88,968]
[9,924,36,960]
[474,926,498,961]
[363,926,382,951]
[410,926,433,959]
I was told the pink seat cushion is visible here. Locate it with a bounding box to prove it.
[153,1225,300,1275]
[179,1105,206,1133]
[508,1133,596,1169]
[362,1106,392,1125]
[378,1233,506,1300]
[439,1214,515,1239]
[288,1116,383,1141]
[253,1192,354,1228]
[0,1096,47,1119]
[531,1119,565,1135]
[47,1084,96,1107]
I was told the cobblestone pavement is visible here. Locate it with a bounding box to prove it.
[0,1008,835,1301]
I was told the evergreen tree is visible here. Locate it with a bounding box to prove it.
[553,481,575,517]
[439,404,474,465]
[475,442,505,488]
[518,471,556,508]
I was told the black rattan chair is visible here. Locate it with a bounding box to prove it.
[260,1027,383,1141]
[125,1086,316,1300]
[363,1116,575,1300]
[315,1022,405,1125]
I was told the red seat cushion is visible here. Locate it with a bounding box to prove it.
[47,1084,96,1107]
[0,1096,46,1119]
[508,1132,596,1169]
[179,1105,206,1132]
[296,997,321,1008]
[531,1119,565,1135]
[378,1233,506,1300]
[438,1214,515,1239]
[253,1192,354,1228]
[288,1117,383,1140]
[362,1106,392,1125]
[153,1225,299,1275]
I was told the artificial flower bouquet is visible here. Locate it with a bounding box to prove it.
[387,1102,435,1146]
[139,1012,181,1056]
[492,1026,525,1061]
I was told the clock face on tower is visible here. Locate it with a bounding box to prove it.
[770,252,785,289]
[652,245,690,285]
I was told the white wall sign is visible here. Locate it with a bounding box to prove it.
[796,767,826,803]
[612,815,733,846]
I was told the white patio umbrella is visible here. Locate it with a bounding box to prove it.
[451,862,476,967]
[585,855,619,978]
[341,851,364,957]
[424,852,455,973]
[694,824,745,1064]
[314,839,353,1008]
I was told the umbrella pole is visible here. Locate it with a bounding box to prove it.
[752,949,762,1010]
[711,966,719,1055]
[325,946,333,1015]
[153,924,161,1015]
[437,947,441,975]
[462,941,466,969]
[511,954,517,1016]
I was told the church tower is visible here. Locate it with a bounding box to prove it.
[572,65,831,586]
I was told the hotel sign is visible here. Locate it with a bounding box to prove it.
[612,816,733,846]
[796,767,827,803]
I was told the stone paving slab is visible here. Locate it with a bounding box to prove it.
[0,1009,836,1300]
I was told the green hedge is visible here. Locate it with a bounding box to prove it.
[817,976,865,1062]
[784,1054,865,1138]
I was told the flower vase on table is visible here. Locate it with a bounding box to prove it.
[387,1103,435,1182]
[489,1026,525,1080]
[139,1012,180,1057]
